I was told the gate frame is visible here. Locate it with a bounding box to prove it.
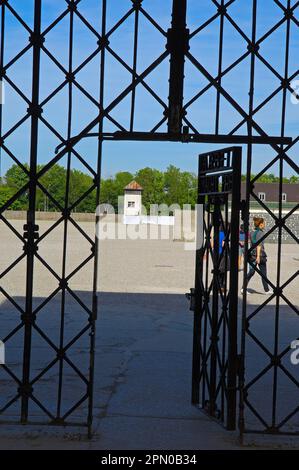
[0,0,295,439]
[191,146,241,430]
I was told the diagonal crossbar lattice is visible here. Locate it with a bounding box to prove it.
[0,0,297,438]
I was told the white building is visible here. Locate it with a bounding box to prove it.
[123,180,175,227]
[124,181,143,216]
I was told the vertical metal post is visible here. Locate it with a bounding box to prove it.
[191,161,205,405]
[55,0,75,422]
[87,0,107,439]
[21,0,42,423]
[239,0,257,439]
[129,0,141,132]
[167,0,189,134]
[0,3,5,179]
[226,147,242,430]
[209,200,220,417]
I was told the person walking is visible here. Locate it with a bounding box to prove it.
[238,223,245,270]
[219,223,230,293]
[241,217,273,295]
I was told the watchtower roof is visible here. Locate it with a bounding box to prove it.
[124,181,143,191]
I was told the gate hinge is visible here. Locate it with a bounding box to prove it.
[23,223,39,240]
[23,223,40,255]
[185,288,195,311]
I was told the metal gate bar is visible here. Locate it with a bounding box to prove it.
[239,0,299,438]
[21,0,42,424]
[0,0,104,437]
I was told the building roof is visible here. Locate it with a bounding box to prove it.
[124,180,143,191]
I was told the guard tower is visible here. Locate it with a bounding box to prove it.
[124,181,143,216]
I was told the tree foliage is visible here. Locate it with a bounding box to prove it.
[0,163,297,213]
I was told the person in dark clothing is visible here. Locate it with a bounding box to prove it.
[241,217,273,295]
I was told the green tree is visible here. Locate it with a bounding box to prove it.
[36,164,67,211]
[289,175,299,184]
[100,178,118,207]
[135,167,165,212]
[69,169,95,212]
[37,165,97,212]
[164,165,197,208]
[0,185,14,208]
[114,172,134,198]
[4,163,29,209]
[8,162,298,215]
[5,163,29,189]
[100,172,133,211]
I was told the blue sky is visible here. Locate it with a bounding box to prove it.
[0,0,298,178]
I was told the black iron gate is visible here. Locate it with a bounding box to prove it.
[191,144,299,438]
[191,147,241,430]
[0,0,297,440]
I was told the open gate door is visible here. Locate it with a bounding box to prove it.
[190,147,242,430]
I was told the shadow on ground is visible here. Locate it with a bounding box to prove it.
[0,292,298,449]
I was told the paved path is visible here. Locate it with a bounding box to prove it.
[0,221,298,449]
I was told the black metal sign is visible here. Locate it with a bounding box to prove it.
[198,149,235,196]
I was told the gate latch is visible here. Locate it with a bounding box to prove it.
[185,288,196,311]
